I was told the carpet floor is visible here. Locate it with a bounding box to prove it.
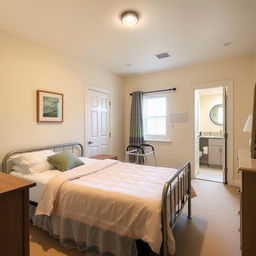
[173,179,240,256]
[30,179,241,256]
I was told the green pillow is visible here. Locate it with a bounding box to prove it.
[47,151,84,171]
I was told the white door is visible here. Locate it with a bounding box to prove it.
[194,91,200,176]
[86,89,111,157]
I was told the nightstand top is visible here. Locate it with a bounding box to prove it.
[90,154,118,160]
[0,173,35,195]
[238,149,256,173]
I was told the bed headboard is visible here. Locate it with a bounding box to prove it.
[1,142,84,173]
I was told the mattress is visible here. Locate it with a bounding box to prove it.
[10,156,97,203]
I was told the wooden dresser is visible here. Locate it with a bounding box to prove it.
[238,149,256,256]
[0,173,35,256]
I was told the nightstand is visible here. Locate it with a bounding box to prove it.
[0,173,36,256]
[90,154,118,160]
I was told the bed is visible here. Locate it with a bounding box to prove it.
[2,142,192,256]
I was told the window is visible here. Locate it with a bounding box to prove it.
[143,94,169,141]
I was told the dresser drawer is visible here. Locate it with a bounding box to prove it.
[241,171,256,255]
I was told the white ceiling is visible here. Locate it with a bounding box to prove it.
[0,0,255,75]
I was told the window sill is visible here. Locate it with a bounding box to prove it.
[145,139,171,143]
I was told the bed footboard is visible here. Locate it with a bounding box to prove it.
[161,161,192,256]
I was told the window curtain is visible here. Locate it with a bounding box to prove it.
[129,91,144,163]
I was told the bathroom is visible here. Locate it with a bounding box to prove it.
[194,87,225,182]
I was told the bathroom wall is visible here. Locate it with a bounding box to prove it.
[200,94,223,134]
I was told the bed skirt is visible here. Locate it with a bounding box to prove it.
[30,204,138,256]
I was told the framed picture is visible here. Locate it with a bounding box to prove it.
[37,90,63,122]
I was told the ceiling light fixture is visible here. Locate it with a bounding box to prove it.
[121,10,139,26]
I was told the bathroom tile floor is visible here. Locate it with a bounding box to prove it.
[196,166,223,182]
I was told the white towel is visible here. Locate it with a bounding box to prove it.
[203,146,208,155]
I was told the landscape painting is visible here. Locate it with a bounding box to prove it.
[43,96,59,117]
[37,90,63,122]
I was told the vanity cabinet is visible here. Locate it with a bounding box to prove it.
[208,138,222,167]
[199,137,223,168]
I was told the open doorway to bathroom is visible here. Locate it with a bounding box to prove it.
[194,87,227,183]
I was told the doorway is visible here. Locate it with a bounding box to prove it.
[86,88,111,157]
[194,87,227,183]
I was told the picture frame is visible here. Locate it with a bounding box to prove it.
[37,90,63,122]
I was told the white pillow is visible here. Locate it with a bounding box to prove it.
[12,150,56,174]
[11,165,30,174]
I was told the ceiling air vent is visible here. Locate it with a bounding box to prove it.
[155,52,170,59]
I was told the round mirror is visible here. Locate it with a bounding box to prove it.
[209,104,223,125]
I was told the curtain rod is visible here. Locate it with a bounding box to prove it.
[129,88,176,96]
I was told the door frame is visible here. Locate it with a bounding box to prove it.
[192,80,234,185]
[85,85,112,157]
[194,90,200,177]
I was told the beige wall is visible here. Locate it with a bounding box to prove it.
[200,94,223,133]
[124,56,255,184]
[255,51,256,81]
[0,30,125,163]
[1,28,255,184]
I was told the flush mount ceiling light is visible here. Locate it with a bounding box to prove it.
[121,10,139,26]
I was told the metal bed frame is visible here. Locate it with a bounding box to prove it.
[1,142,191,256]
[1,142,84,173]
[161,161,192,255]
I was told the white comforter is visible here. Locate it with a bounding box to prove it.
[36,159,176,254]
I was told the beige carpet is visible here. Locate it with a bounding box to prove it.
[30,179,241,256]
[173,179,241,256]
[196,167,223,182]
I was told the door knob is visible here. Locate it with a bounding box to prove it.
[88,141,93,145]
